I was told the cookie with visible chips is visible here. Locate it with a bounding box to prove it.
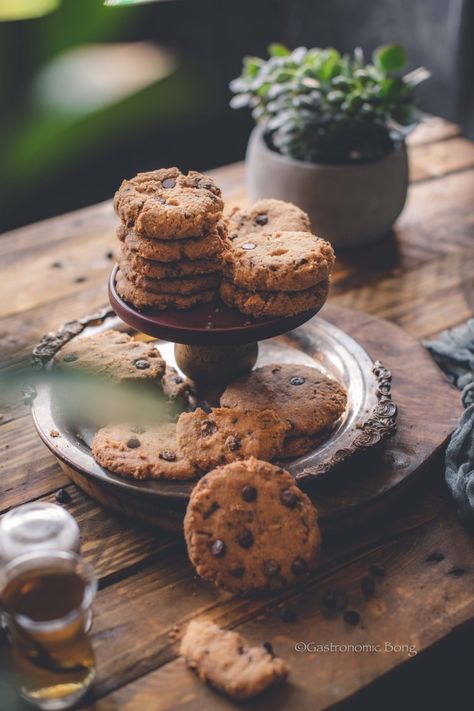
[219,278,329,318]
[184,457,321,594]
[226,199,310,241]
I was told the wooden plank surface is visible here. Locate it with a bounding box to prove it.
[1,118,474,710]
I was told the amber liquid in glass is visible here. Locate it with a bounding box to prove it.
[2,569,95,706]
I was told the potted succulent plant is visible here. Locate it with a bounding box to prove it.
[230,43,429,247]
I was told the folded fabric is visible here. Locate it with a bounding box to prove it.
[424,319,474,519]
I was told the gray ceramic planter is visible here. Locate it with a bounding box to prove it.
[246,126,409,248]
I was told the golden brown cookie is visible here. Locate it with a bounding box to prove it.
[118,257,220,295]
[176,407,288,470]
[118,220,228,262]
[54,330,165,382]
[224,231,335,292]
[121,246,222,279]
[114,167,223,238]
[226,199,310,240]
[221,363,347,437]
[116,270,217,310]
[92,422,197,480]
[180,620,289,699]
[184,457,321,594]
[219,278,329,318]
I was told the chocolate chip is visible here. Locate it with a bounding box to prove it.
[226,436,241,451]
[106,251,114,260]
[280,489,298,509]
[448,567,466,577]
[426,551,444,563]
[241,242,256,250]
[279,605,296,623]
[75,276,87,283]
[237,530,253,549]
[322,589,348,611]
[238,646,245,655]
[262,641,274,656]
[241,485,257,502]
[134,359,150,370]
[63,354,78,363]
[263,559,280,577]
[211,539,226,557]
[343,610,360,625]
[51,261,63,268]
[162,178,176,189]
[290,376,305,386]
[361,576,375,597]
[230,565,244,578]
[126,437,141,449]
[255,213,268,226]
[369,563,385,578]
[173,376,183,384]
[201,420,218,437]
[55,488,71,504]
[159,450,176,462]
[291,557,308,576]
[203,501,219,519]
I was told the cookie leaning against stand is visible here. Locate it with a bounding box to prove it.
[226,198,311,240]
[184,457,321,594]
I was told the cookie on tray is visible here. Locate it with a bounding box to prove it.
[180,620,289,699]
[219,278,329,318]
[54,330,165,382]
[226,199,310,241]
[118,257,220,295]
[118,221,228,262]
[116,270,217,311]
[114,167,223,239]
[221,363,347,437]
[92,422,197,480]
[184,457,321,594]
[176,407,288,470]
[121,247,222,279]
[224,231,335,292]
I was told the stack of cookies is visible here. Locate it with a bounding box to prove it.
[113,167,228,310]
[221,199,335,318]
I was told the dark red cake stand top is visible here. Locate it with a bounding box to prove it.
[109,267,321,346]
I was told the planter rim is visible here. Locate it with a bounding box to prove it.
[251,124,407,172]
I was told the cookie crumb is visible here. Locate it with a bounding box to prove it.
[50,429,60,438]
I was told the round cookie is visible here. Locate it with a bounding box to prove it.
[219,278,329,318]
[224,231,335,292]
[176,407,288,471]
[184,457,321,594]
[226,199,311,241]
[92,422,197,480]
[114,167,223,239]
[221,363,347,436]
[54,329,165,382]
[121,247,222,279]
[118,257,220,295]
[118,221,228,262]
[116,270,217,311]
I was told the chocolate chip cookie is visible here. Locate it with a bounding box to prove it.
[184,457,321,594]
[121,246,222,279]
[118,220,228,262]
[220,278,329,318]
[176,408,288,470]
[118,257,220,295]
[114,167,223,239]
[54,329,165,382]
[180,620,289,699]
[224,231,335,292]
[221,363,347,436]
[161,365,190,401]
[226,199,310,240]
[92,422,197,480]
[116,270,217,310]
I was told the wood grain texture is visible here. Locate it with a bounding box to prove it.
[1,118,473,710]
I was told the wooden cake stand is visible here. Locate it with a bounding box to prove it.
[30,269,461,534]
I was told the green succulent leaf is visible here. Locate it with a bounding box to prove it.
[268,43,290,58]
[373,43,407,73]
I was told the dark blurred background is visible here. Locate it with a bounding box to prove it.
[0,0,473,233]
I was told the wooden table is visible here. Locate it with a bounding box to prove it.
[1,117,473,710]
